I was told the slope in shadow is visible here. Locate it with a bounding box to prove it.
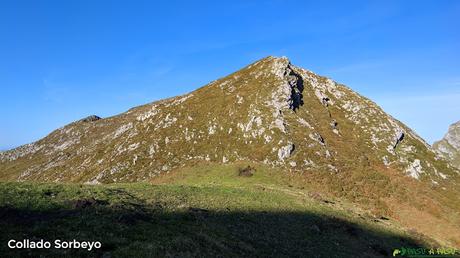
[0,202,430,258]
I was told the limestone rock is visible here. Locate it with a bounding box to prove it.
[433,120,460,169]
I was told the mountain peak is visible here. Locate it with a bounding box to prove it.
[0,57,457,186]
[233,55,293,78]
[260,55,290,62]
[2,57,460,245]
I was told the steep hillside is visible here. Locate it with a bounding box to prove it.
[1,56,460,247]
[1,57,456,184]
[434,121,460,170]
[0,173,440,258]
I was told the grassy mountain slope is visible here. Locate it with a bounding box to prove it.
[0,167,440,257]
[1,57,457,185]
[1,57,460,251]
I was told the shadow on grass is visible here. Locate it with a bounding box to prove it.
[0,202,429,258]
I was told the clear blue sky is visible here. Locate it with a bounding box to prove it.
[1,0,459,150]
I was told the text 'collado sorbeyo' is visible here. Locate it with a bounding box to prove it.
[8,239,101,251]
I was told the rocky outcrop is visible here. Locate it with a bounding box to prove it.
[393,130,405,149]
[79,115,102,123]
[433,120,460,169]
[286,68,304,111]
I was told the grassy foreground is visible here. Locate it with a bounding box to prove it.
[0,166,436,257]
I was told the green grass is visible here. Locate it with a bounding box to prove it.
[2,56,459,255]
[0,173,434,258]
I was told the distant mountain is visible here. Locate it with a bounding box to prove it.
[1,56,459,246]
[433,120,460,170]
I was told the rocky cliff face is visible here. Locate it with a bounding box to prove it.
[433,121,460,170]
[0,56,458,185]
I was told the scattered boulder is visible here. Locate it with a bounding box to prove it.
[330,119,338,129]
[278,143,295,160]
[309,133,325,145]
[238,165,256,177]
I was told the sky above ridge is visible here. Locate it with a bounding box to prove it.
[1,0,459,150]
